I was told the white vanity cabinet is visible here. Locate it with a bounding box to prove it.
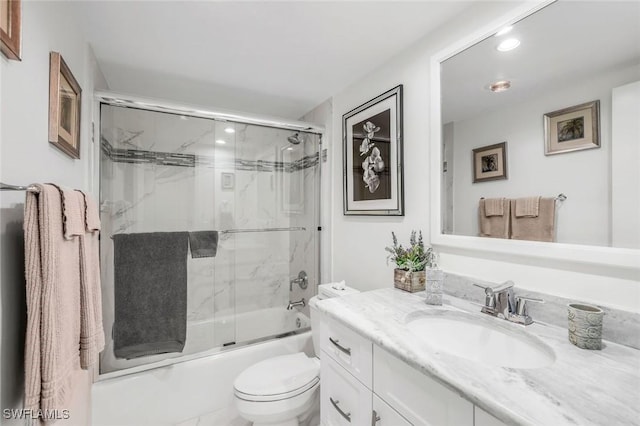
[474,407,508,426]
[320,316,374,425]
[321,355,372,425]
[372,394,412,426]
[320,315,373,386]
[319,316,506,426]
[373,346,473,425]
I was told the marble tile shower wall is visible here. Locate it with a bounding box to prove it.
[99,105,319,373]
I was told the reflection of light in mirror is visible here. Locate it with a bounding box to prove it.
[215,139,226,144]
[495,26,513,37]
[497,38,520,52]
[489,80,512,92]
[286,147,293,151]
[224,127,235,134]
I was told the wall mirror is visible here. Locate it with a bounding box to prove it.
[431,0,640,269]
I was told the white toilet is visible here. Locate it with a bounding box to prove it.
[233,283,359,426]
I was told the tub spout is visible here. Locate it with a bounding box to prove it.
[287,298,306,310]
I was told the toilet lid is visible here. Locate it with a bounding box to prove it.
[234,353,319,401]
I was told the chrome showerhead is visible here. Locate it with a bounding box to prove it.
[287,133,303,145]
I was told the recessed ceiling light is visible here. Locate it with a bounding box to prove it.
[216,139,226,144]
[489,80,512,93]
[495,26,513,37]
[497,38,520,52]
[224,127,235,134]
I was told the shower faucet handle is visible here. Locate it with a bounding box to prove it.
[290,271,309,291]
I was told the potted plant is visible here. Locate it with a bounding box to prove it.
[385,231,437,293]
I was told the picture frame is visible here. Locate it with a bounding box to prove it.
[0,0,20,60]
[48,52,82,159]
[472,142,507,183]
[343,85,403,216]
[544,100,600,156]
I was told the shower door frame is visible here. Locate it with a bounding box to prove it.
[93,91,325,380]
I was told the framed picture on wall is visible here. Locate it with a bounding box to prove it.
[48,52,82,159]
[0,0,21,60]
[544,100,600,155]
[343,85,404,216]
[472,142,507,183]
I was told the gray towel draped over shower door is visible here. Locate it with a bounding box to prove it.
[113,232,189,359]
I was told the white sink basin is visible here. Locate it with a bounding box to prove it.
[405,311,555,369]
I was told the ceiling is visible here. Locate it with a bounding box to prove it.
[441,1,640,123]
[73,1,478,119]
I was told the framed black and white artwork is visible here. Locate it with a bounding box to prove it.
[343,85,403,215]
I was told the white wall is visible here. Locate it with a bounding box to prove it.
[99,64,312,120]
[0,1,107,423]
[327,1,640,312]
[449,65,639,246]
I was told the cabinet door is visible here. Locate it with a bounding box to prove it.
[372,394,411,426]
[474,407,508,426]
[321,354,372,426]
[373,345,473,426]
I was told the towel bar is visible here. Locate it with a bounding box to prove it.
[0,182,40,192]
[110,226,308,239]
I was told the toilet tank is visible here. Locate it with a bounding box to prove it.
[309,284,359,358]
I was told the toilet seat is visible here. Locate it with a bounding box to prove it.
[234,353,320,402]
[235,376,319,402]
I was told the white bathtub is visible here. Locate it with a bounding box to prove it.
[93,315,313,425]
[100,306,310,375]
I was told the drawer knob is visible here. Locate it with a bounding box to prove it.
[329,337,352,356]
[330,397,351,422]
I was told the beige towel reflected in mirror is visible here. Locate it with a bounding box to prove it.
[515,196,541,218]
[479,197,556,242]
[479,198,510,238]
[511,198,556,242]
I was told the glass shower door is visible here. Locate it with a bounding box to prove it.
[99,103,321,375]
[99,105,225,373]
[227,124,320,345]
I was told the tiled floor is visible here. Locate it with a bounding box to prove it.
[174,406,249,426]
[174,403,320,426]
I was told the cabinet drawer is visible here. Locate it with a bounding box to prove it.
[321,316,373,387]
[474,407,508,426]
[372,394,411,426]
[321,356,372,426]
[373,345,473,426]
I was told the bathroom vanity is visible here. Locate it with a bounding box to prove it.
[315,288,640,425]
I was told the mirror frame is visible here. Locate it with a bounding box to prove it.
[429,0,639,271]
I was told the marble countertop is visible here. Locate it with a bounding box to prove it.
[315,288,640,426]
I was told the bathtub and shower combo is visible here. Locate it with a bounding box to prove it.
[93,94,323,425]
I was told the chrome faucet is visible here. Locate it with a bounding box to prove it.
[508,295,544,325]
[287,298,306,310]
[474,281,543,325]
[473,281,514,318]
